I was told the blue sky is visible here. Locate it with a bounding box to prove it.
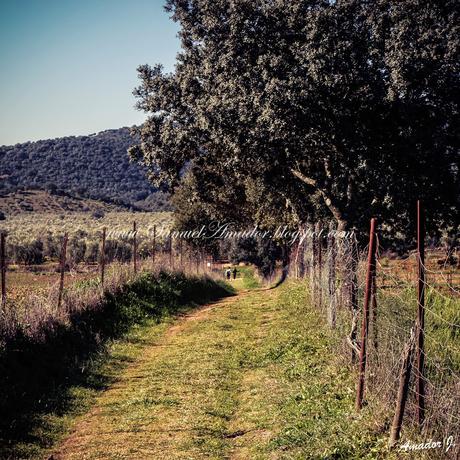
[0,0,180,145]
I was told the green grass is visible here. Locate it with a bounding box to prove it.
[238,265,261,289]
[4,275,452,459]
[0,272,233,460]
[263,283,393,459]
[39,280,406,459]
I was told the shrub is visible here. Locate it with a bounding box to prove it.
[10,239,44,265]
[92,210,105,219]
[68,237,86,264]
[84,241,100,263]
[105,239,132,263]
[42,233,60,259]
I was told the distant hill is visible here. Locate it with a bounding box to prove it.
[0,127,170,211]
[0,189,129,217]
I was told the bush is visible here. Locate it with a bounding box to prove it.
[92,210,105,219]
[10,239,44,265]
[105,239,132,263]
[42,233,60,259]
[84,241,100,263]
[68,237,86,264]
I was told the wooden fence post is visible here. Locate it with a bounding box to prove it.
[327,222,337,328]
[100,227,106,287]
[298,227,306,278]
[303,227,311,278]
[1,232,6,309]
[416,200,426,427]
[356,218,377,410]
[293,242,298,279]
[389,328,416,447]
[132,222,138,274]
[57,233,68,310]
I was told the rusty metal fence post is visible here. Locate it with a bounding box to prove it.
[416,200,426,427]
[356,218,377,410]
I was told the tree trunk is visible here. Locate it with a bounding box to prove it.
[292,168,358,360]
[337,218,349,233]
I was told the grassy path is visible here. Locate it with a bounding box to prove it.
[51,281,391,460]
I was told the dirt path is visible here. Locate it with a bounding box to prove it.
[45,279,421,460]
[51,288,282,460]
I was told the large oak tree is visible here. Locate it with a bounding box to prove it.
[130,0,459,237]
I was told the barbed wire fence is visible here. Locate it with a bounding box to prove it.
[289,203,459,458]
[0,222,219,345]
[1,209,459,455]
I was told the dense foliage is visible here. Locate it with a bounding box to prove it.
[0,128,170,211]
[131,0,459,242]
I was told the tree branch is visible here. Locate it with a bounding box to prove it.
[290,168,348,230]
[290,168,317,187]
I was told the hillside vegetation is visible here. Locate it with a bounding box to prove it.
[0,127,170,211]
[0,190,127,216]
